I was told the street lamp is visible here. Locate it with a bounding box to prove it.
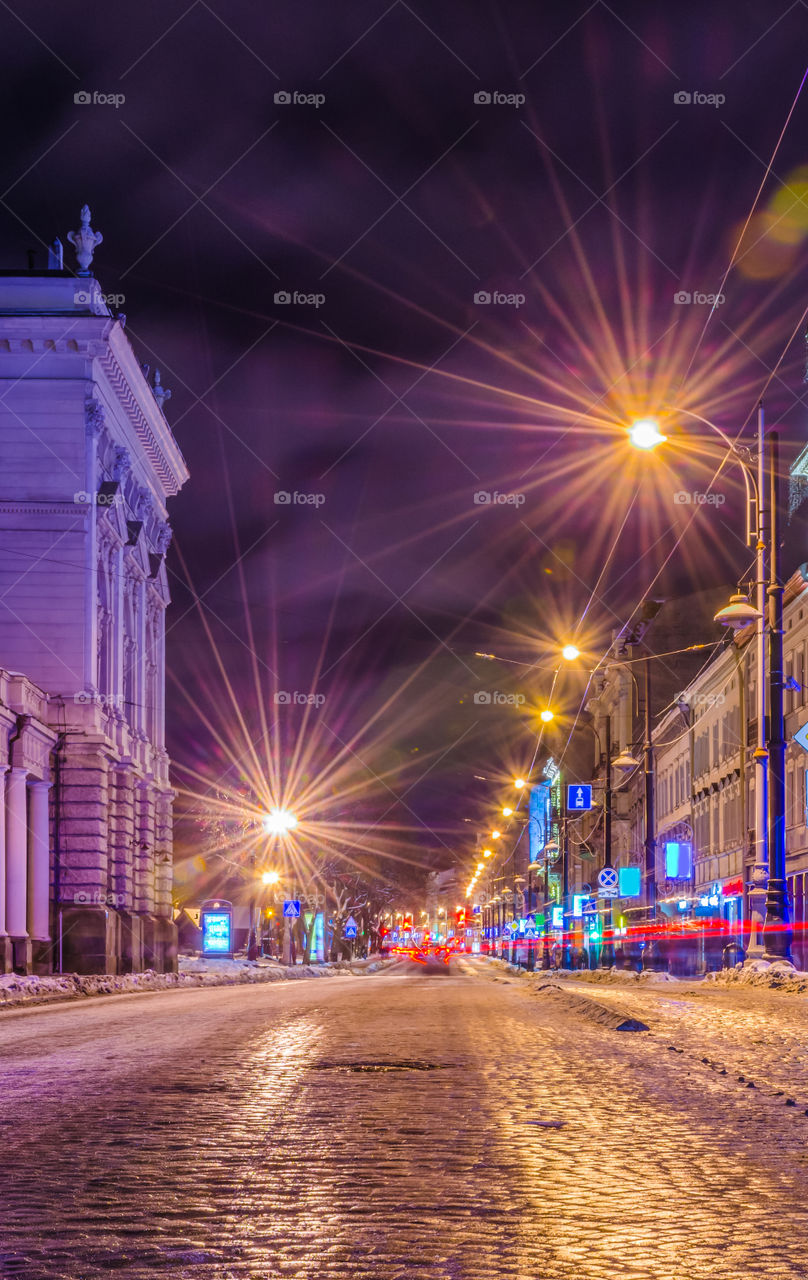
[540,709,554,723]
[631,405,792,963]
[628,418,667,449]
[562,644,581,661]
[613,749,641,770]
[262,808,298,835]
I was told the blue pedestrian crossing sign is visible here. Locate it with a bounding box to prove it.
[567,784,593,811]
[344,914,358,939]
[794,720,808,753]
[283,900,301,918]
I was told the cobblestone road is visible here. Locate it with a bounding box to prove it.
[1,962,807,1280]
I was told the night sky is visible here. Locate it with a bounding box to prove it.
[3,1,808,896]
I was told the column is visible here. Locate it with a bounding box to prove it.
[5,767,29,937]
[27,781,52,941]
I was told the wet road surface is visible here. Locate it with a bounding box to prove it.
[1,960,807,1279]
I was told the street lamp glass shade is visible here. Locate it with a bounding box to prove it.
[491,830,501,839]
[561,644,580,661]
[502,806,513,816]
[713,592,762,629]
[628,418,667,449]
[261,870,280,885]
[477,862,484,871]
[613,749,641,770]
[514,778,526,789]
[483,848,492,857]
[262,807,298,835]
[540,709,554,723]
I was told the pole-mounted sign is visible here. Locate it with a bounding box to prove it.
[566,783,593,810]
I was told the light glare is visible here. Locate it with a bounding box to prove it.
[262,808,298,836]
[628,417,667,449]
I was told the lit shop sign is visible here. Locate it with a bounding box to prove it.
[201,900,233,955]
[618,866,641,898]
[543,757,560,783]
[665,841,693,879]
[698,882,722,908]
[551,905,564,928]
[572,895,587,917]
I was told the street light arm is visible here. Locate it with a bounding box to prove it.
[665,406,759,545]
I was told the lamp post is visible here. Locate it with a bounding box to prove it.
[641,656,663,970]
[632,404,792,964]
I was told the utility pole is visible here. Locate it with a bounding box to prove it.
[601,714,614,967]
[561,814,571,968]
[643,656,662,970]
[764,429,793,960]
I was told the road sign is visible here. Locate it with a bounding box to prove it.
[344,923,357,939]
[283,899,301,918]
[598,866,618,892]
[567,783,593,811]
[345,915,357,931]
[795,720,808,753]
[523,922,537,938]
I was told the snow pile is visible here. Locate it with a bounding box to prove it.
[0,955,391,1011]
[531,981,649,1031]
[540,966,680,986]
[705,958,808,993]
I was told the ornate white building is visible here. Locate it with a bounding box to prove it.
[0,207,188,974]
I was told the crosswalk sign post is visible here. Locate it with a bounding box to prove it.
[283,900,301,918]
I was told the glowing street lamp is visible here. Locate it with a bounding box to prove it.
[482,848,493,857]
[502,806,513,817]
[629,403,791,962]
[561,644,580,661]
[261,869,280,886]
[491,829,501,840]
[262,808,298,836]
[628,417,667,449]
[514,778,526,789]
[540,709,554,723]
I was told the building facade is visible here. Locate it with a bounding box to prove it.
[0,207,188,975]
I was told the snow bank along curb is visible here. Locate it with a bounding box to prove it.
[705,958,808,994]
[531,981,649,1032]
[471,951,808,995]
[468,954,678,985]
[0,956,392,1011]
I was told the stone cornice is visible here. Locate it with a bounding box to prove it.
[98,323,188,500]
[0,313,189,502]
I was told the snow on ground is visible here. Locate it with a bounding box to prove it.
[2,961,808,1279]
[0,954,389,1010]
[474,952,808,992]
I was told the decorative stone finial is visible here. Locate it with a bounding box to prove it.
[48,238,63,270]
[151,369,172,413]
[67,205,103,276]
